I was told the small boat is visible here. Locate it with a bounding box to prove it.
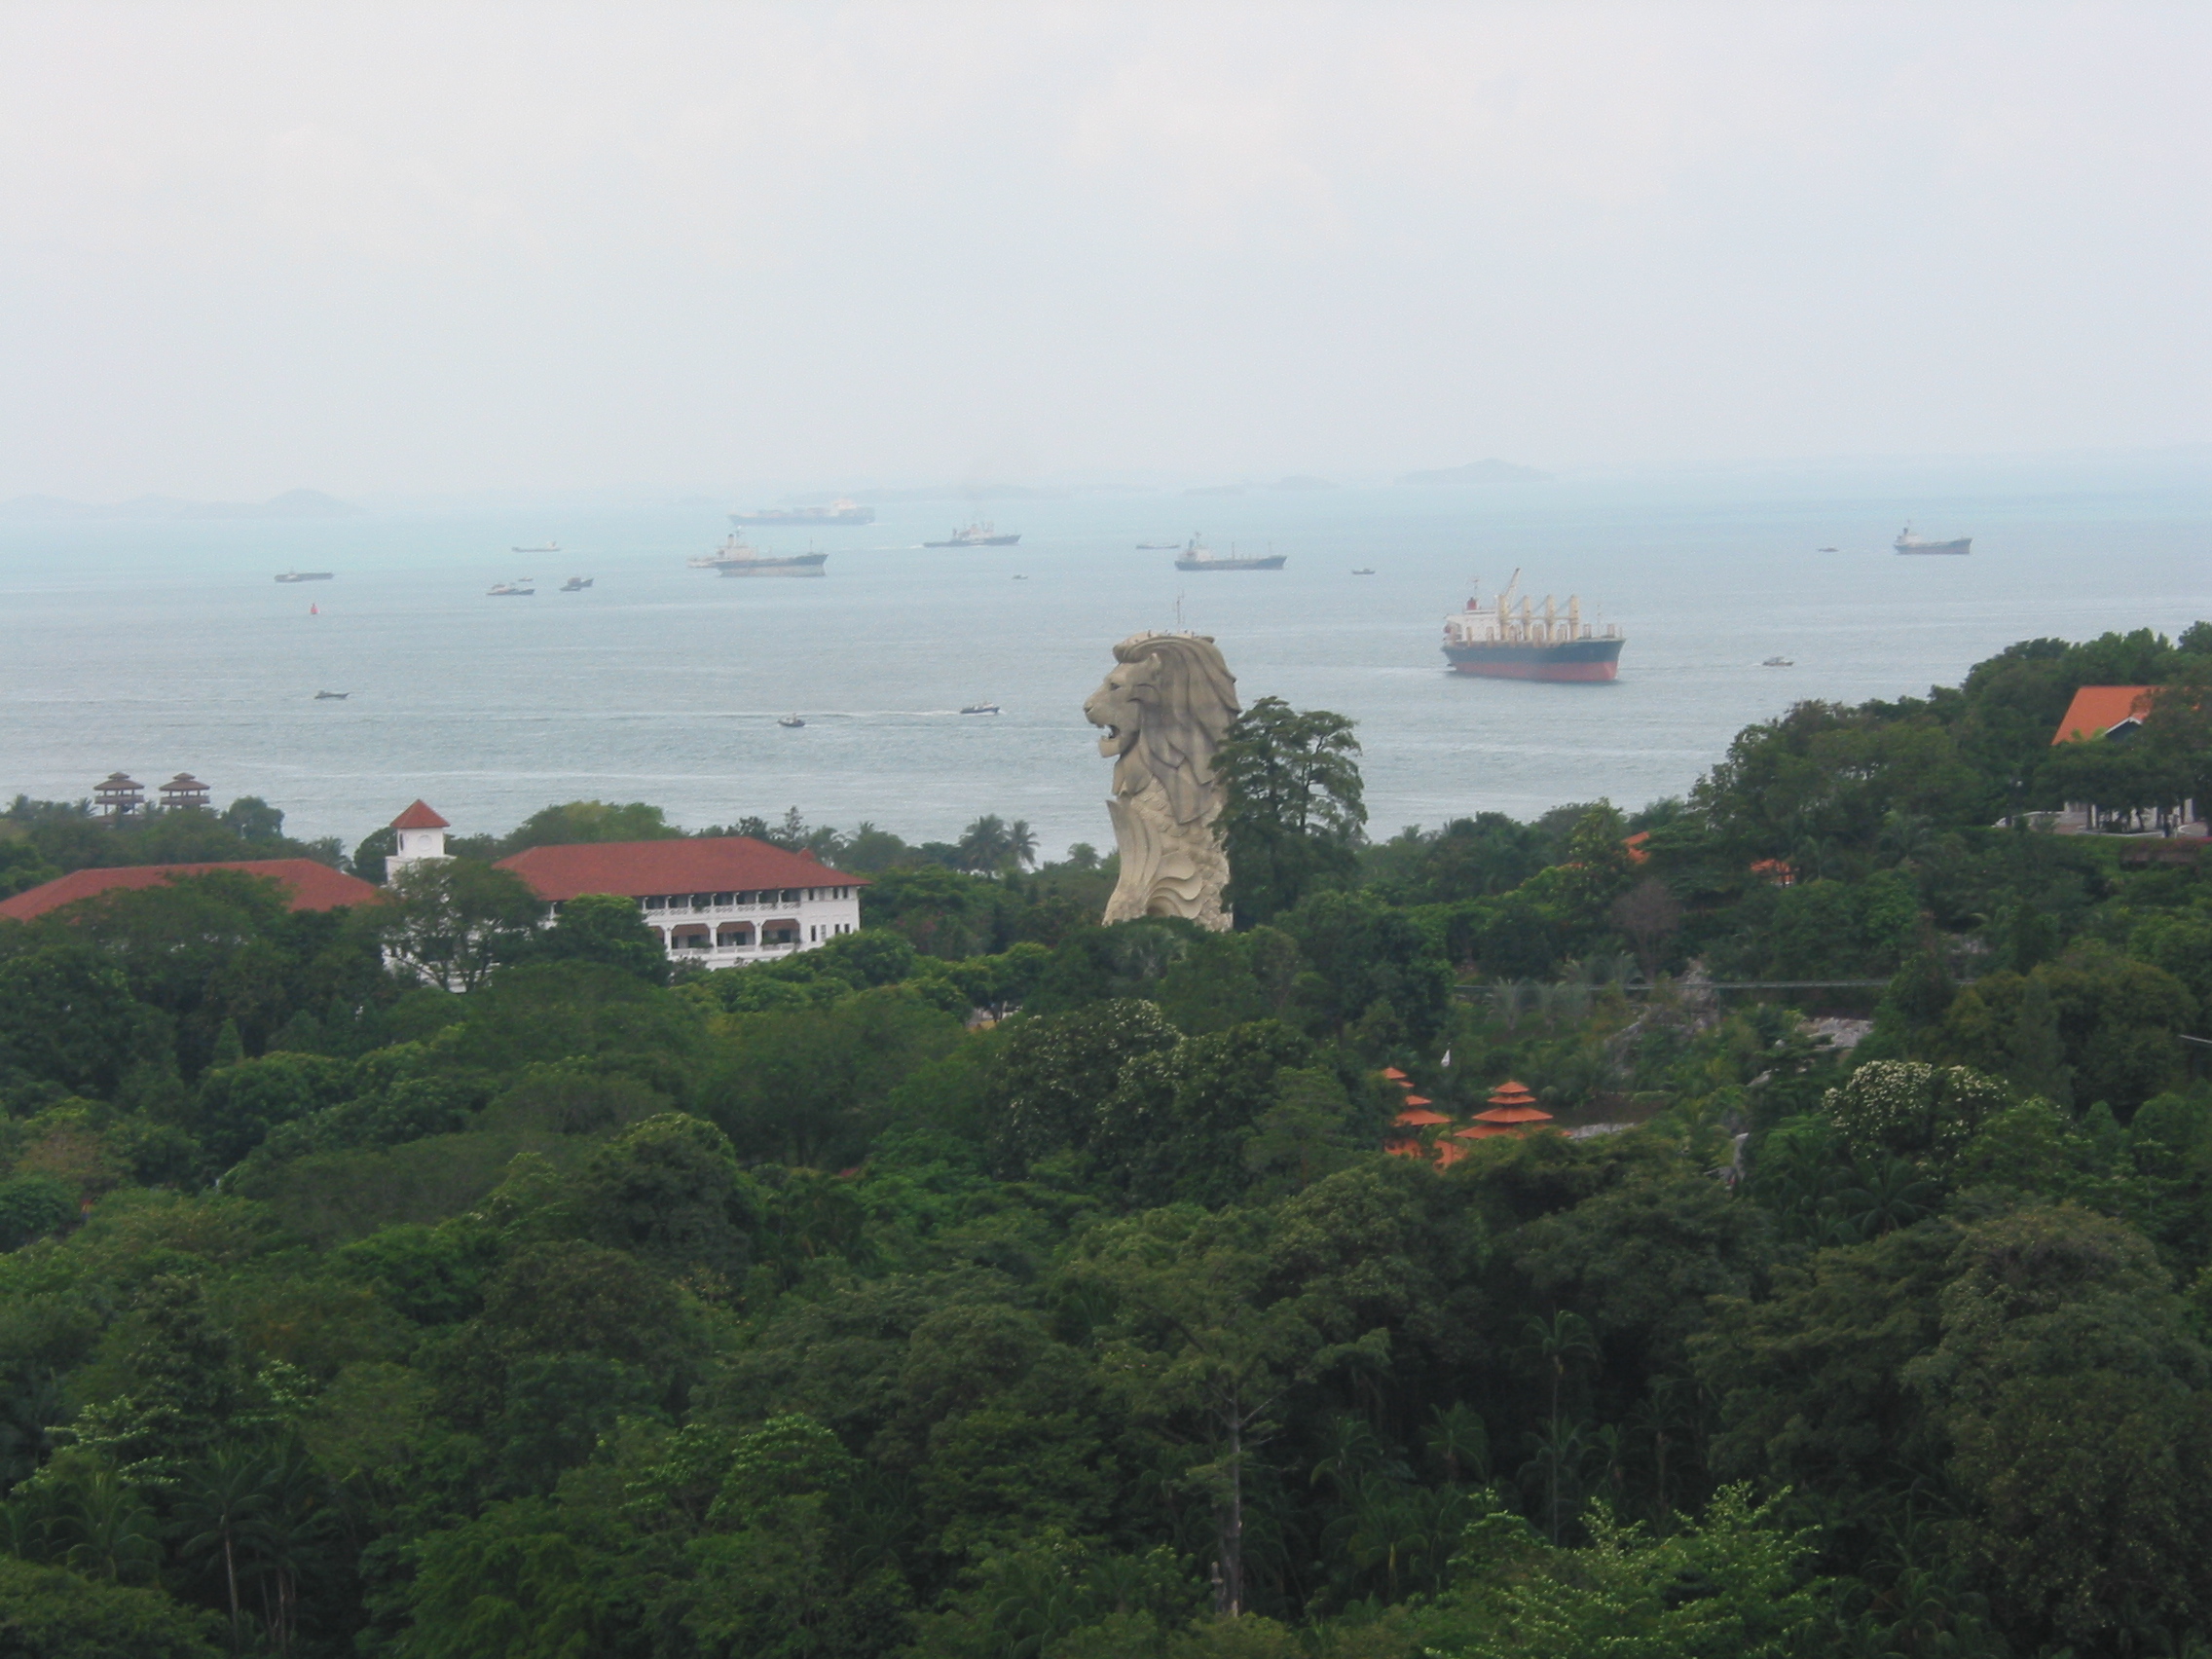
[275,571,334,583]
[961,701,1001,716]
[778,715,806,728]
[1135,541,1181,550]
[1761,656,1793,667]
[1011,574,1028,580]
[313,690,350,700]
[512,541,560,554]
[488,579,535,596]
[559,576,593,592]
[1351,567,1376,575]
[1817,546,1838,553]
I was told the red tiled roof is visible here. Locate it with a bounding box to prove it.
[0,860,381,922]
[1474,1103,1555,1124]
[1393,1107,1452,1126]
[496,836,869,903]
[390,799,451,830]
[2052,685,2155,746]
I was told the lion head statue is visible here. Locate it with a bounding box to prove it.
[1084,632,1240,825]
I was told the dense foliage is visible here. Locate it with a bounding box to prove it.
[0,625,2209,1659]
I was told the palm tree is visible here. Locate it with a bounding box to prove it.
[174,1445,273,1643]
[1522,1309,1598,1422]
[1005,819,1039,870]
[956,815,1012,874]
[1420,1402,1490,1485]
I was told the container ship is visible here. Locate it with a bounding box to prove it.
[690,534,828,577]
[730,498,874,527]
[1440,571,1623,682]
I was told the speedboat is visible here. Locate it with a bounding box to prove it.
[1762,656,1793,667]
[488,579,535,596]
[961,701,1001,716]
[778,715,805,728]
[1351,567,1376,575]
[313,690,350,700]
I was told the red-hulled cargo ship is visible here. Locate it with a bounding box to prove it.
[1441,571,1624,682]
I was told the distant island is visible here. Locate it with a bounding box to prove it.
[1395,459,1553,485]
[0,488,363,521]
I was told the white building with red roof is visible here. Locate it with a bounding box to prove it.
[387,799,453,875]
[496,833,867,967]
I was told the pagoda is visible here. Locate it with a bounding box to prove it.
[92,772,145,826]
[1455,1079,1555,1140]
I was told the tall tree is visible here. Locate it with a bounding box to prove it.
[1215,697,1366,926]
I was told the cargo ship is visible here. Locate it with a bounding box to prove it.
[730,498,874,527]
[1174,535,1284,571]
[693,534,827,578]
[925,521,1020,547]
[1441,571,1623,682]
[1894,525,1971,555]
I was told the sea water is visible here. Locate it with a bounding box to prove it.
[1,455,2205,859]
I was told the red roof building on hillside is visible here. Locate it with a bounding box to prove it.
[0,860,380,923]
[495,836,869,965]
[2052,685,2155,746]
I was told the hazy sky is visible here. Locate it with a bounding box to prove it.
[2,2,2204,498]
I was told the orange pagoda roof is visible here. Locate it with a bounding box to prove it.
[1393,1107,1452,1126]
[1402,1094,1434,1107]
[1454,1122,1519,1139]
[1382,1068,1410,1083]
[1474,1103,1554,1124]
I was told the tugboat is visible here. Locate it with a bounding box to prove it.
[559,576,594,592]
[731,498,874,526]
[1894,524,1972,555]
[960,701,1001,716]
[1174,535,1285,571]
[926,521,1021,547]
[275,570,334,583]
[488,578,535,597]
[1440,571,1623,682]
[692,534,828,577]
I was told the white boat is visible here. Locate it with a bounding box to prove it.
[778,715,806,728]
[488,579,535,596]
[961,701,1001,716]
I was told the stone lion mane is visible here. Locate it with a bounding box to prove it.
[1085,631,1240,928]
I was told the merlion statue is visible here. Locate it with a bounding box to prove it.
[1083,631,1240,929]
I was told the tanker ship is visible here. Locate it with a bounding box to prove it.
[1440,571,1623,682]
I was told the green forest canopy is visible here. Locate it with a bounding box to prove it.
[0,624,2208,1659]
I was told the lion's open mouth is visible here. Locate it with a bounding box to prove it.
[1099,722,1121,741]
